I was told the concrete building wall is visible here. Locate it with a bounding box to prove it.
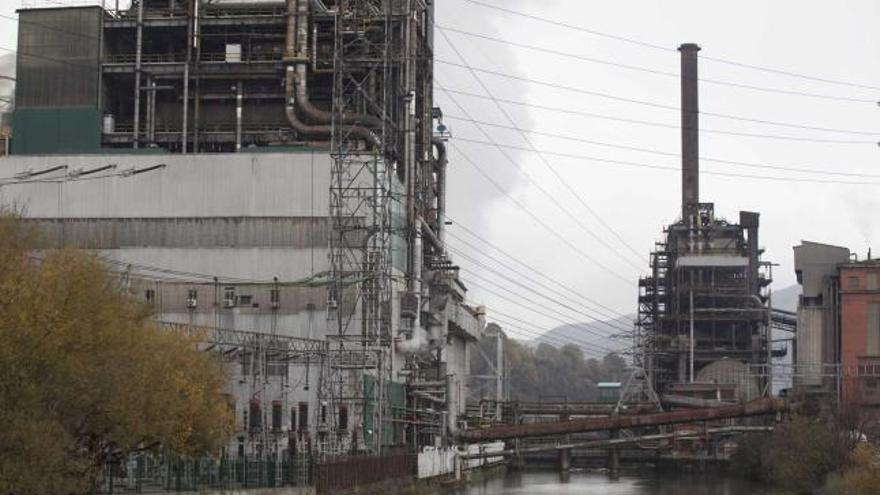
[0,151,330,219]
[796,307,824,386]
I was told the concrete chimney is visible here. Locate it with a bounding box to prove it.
[680,43,701,219]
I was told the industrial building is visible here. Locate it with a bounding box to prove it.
[636,44,773,400]
[2,0,485,473]
[793,242,880,414]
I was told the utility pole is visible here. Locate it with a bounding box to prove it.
[495,328,504,421]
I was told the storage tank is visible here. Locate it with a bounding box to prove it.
[696,359,761,403]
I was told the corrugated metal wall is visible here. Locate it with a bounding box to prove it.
[28,217,331,249]
[12,7,103,154]
[15,7,101,108]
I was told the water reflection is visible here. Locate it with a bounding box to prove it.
[456,469,765,495]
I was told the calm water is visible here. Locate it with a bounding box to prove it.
[456,469,767,495]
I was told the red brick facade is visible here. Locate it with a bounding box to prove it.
[839,262,880,407]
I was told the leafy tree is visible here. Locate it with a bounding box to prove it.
[470,329,630,402]
[0,214,233,494]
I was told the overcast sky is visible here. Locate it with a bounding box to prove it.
[433,0,880,353]
[2,1,879,354]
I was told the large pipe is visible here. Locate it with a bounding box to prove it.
[284,67,380,146]
[235,80,243,152]
[433,138,447,246]
[460,426,775,460]
[457,397,787,442]
[679,43,700,219]
[290,0,382,129]
[132,0,144,148]
[285,0,298,59]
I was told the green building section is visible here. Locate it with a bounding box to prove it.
[11,108,102,155]
[362,375,406,448]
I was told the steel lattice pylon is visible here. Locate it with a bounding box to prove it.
[320,0,397,457]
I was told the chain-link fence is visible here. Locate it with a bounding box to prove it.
[96,452,313,493]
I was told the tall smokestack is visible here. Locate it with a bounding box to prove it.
[679,43,700,219]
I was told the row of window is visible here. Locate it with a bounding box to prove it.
[846,272,880,291]
[237,401,348,432]
[143,287,282,309]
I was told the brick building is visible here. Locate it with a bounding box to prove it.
[839,260,880,410]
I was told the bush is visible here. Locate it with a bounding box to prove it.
[825,443,880,495]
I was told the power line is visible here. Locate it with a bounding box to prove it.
[0,13,102,41]
[438,83,643,274]
[0,46,99,72]
[440,87,879,139]
[450,246,631,335]
[438,25,877,104]
[447,240,625,320]
[446,140,637,285]
[481,304,622,355]
[489,313,621,359]
[444,114,880,180]
[455,137,880,186]
[437,29,647,267]
[444,218,631,320]
[460,0,880,92]
[436,60,879,144]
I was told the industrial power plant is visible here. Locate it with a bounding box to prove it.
[0,1,878,494]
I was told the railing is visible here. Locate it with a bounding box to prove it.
[96,453,313,494]
[314,453,416,495]
[104,52,282,64]
[202,6,288,18]
[104,53,186,64]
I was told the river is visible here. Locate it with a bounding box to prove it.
[455,469,769,495]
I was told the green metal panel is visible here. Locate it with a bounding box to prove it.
[11,107,101,155]
[363,375,406,447]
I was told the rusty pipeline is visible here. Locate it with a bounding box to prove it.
[457,397,787,443]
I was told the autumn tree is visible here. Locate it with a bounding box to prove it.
[0,214,233,495]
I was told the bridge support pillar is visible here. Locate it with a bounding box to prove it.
[558,448,572,471]
[608,429,620,478]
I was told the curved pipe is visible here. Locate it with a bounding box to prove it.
[292,0,383,129]
[285,67,381,147]
[293,64,384,129]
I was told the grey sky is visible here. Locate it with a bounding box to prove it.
[435,0,880,351]
[1,1,878,353]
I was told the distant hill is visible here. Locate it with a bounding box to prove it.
[771,284,801,312]
[534,315,634,356]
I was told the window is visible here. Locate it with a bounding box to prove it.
[338,404,348,431]
[224,287,236,307]
[298,402,308,431]
[186,289,197,309]
[868,273,879,291]
[290,407,297,431]
[249,400,262,430]
[239,295,253,306]
[320,403,327,424]
[272,401,282,431]
[869,303,880,356]
[241,353,253,375]
[849,276,861,289]
[144,289,155,304]
[270,288,280,308]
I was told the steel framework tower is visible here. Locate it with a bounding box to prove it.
[322,0,397,456]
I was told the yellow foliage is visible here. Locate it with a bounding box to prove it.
[827,443,880,495]
[0,213,232,494]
